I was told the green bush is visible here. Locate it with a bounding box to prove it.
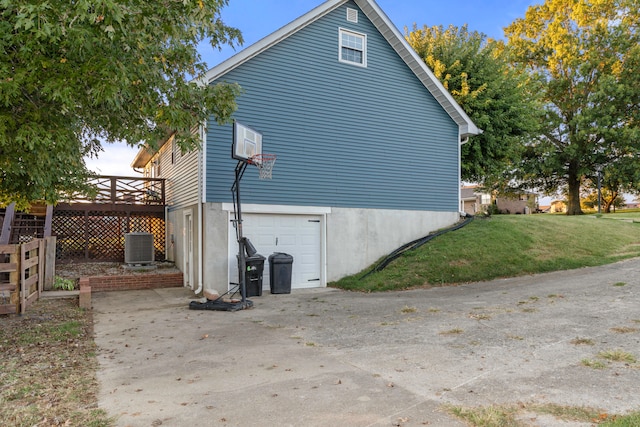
[53,276,76,291]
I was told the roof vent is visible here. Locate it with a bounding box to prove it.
[346,8,358,23]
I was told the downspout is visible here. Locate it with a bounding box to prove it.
[458,131,475,215]
[195,123,205,295]
[459,131,464,215]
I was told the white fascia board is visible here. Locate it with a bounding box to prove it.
[131,146,152,169]
[355,0,481,138]
[131,133,175,168]
[204,0,347,84]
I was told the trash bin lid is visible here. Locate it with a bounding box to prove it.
[268,252,293,263]
[237,254,266,262]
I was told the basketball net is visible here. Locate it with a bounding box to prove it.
[249,154,276,180]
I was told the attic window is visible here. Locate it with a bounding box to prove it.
[346,8,358,23]
[339,28,367,67]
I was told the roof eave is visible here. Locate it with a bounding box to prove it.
[354,0,480,137]
[130,133,175,169]
[204,0,347,84]
[131,147,153,169]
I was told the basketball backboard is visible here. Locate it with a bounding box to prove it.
[232,121,262,162]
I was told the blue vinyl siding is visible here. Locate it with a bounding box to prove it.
[206,1,459,211]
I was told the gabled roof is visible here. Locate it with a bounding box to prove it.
[460,187,477,200]
[203,0,480,138]
[131,132,175,169]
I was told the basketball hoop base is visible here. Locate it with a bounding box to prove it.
[189,299,253,312]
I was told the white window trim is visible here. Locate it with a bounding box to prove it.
[338,28,367,67]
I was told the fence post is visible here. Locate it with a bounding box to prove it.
[84,210,89,260]
[38,239,44,293]
[0,203,15,244]
[44,205,53,237]
[11,248,19,314]
[43,236,56,291]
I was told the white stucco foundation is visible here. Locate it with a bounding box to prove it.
[325,207,459,281]
[198,203,459,295]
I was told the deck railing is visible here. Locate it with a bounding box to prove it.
[69,176,165,205]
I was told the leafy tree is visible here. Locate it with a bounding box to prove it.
[406,24,542,186]
[581,180,625,213]
[582,155,640,212]
[505,0,640,215]
[0,0,243,208]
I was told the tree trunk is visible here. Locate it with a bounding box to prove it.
[566,163,583,215]
[603,192,617,213]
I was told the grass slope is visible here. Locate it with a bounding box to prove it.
[332,214,640,292]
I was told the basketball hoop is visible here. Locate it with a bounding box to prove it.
[249,153,276,180]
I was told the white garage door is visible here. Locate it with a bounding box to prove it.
[228,214,323,291]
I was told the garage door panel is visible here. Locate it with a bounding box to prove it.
[228,213,322,290]
[276,234,297,246]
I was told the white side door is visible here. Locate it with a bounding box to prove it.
[183,210,194,289]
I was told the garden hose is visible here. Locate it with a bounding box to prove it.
[360,214,475,279]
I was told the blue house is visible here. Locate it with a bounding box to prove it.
[132,0,479,296]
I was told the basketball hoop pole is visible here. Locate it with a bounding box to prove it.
[231,160,250,308]
[230,122,275,308]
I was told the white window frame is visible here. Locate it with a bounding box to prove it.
[339,28,367,67]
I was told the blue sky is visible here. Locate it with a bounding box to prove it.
[86,0,539,176]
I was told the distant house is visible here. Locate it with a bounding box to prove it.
[132,0,479,297]
[460,186,492,215]
[496,192,538,214]
[549,200,567,213]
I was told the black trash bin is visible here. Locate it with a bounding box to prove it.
[268,252,294,294]
[241,254,265,297]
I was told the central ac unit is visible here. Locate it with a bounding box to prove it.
[124,232,154,265]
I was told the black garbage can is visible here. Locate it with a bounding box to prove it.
[242,254,265,297]
[268,252,294,294]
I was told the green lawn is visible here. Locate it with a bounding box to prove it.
[331,213,640,292]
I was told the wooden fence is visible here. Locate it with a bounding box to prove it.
[0,237,56,314]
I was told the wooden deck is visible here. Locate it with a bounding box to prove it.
[55,176,165,213]
[0,176,167,262]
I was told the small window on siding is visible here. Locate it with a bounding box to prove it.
[339,28,366,67]
[346,8,358,23]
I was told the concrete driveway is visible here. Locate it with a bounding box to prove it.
[93,258,640,426]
